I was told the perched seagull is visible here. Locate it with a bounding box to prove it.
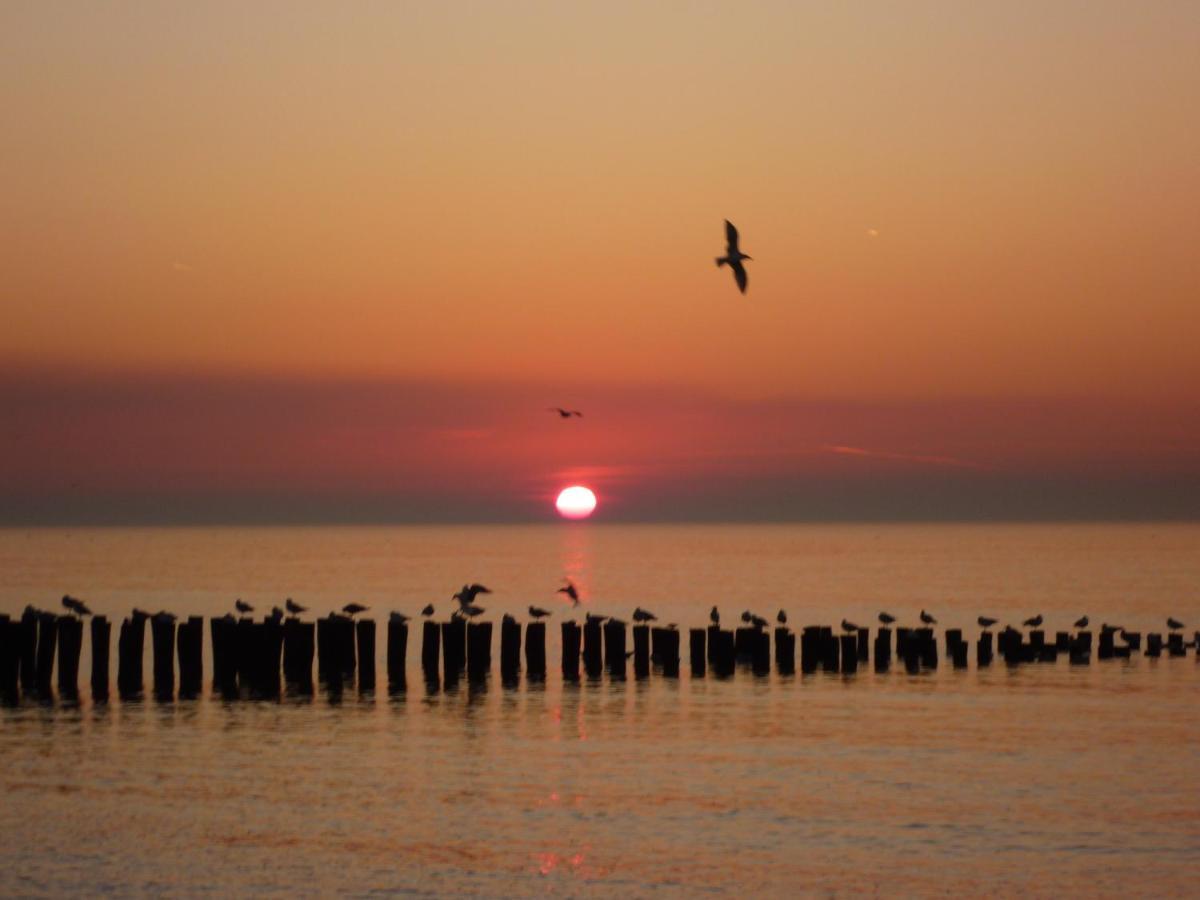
[342,603,368,616]
[528,606,553,619]
[285,598,307,615]
[1022,614,1044,628]
[268,606,284,622]
[1167,617,1184,631]
[750,614,769,629]
[61,595,92,617]
[715,219,752,294]
[841,619,860,633]
[1074,615,1089,628]
[878,612,896,625]
[557,580,580,607]
[585,613,607,624]
[454,584,492,608]
[502,613,517,625]
[632,607,657,623]
[390,611,410,624]
[741,610,753,624]
[710,606,720,625]
[777,609,788,625]
[920,610,937,625]
[548,407,583,418]
[977,616,998,630]
[234,599,254,615]
[421,603,435,617]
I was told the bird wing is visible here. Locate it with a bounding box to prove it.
[469,583,491,594]
[724,219,740,253]
[730,260,748,294]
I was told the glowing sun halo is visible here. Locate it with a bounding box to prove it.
[555,486,597,520]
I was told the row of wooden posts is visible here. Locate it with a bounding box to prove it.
[1,608,1196,703]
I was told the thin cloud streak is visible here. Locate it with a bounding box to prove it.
[824,444,991,471]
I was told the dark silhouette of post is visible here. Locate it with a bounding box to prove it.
[751,628,770,676]
[387,619,408,691]
[1146,633,1163,658]
[650,627,667,666]
[178,616,203,698]
[525,622,546,679]
[56,615,83,698]
[283,619,315,691]
[35,611,58,696]
[421,621,440,682]
[660,628,680,677]
[0,615,19,703]
[1070,630,1091,664]
[734,626,756,662]
[712,629,735,677]
[500,617,521,682]
[466,621,491,682]
[561,621,581,681]
[604,620,626,679]
[821,627,839,673]
[356,619,376,691]
[689,628,706,677]
[706,624,720,664]
[151,615,176,700]
[632,625,650,678]
[977,631,993,667]
[117,612,147,698]
[442,618,466,682]
[774,627,794,674]
[856,628,869,663]
[874,627,892,671]
[210,617,238,697]
[839,633,857,674]
[800,626,820,674]
[582,619,603,677]
[19,608,38,694]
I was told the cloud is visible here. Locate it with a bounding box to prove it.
[823,444,989,470]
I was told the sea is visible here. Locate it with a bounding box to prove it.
[1,523,1198,897]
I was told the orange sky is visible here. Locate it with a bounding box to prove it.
[1,3,1198,521]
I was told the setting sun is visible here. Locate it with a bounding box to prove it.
[555,486,597,520]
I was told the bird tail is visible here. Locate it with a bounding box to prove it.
[715,256,727,268]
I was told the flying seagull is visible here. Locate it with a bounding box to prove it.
[557,580,580,607]
[920,610,937,625]
[61,595,92,617]
[777,609,787,625]
[632,607,657,623]
[548,407,583,418]
[421,603,435,617]
[285,598,307,615]
[235,599,254,615]
[1022,614,1043,628]
[454,584,492,608]
[342,603,368,616]
[878,612,896,625]
[710,606,720,625]
[715,219,752,294]
[528,605,552,619]
[977,616,998,630]
[1074,615,1089,628]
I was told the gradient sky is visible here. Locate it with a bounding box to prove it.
[2,2,1198,523]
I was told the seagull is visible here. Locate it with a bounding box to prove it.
[841,619,860,632]
[285,598,307,615]
[632,607,657,623]
[548,407,583,418]
[715,219,752,294]
[454,584,492,608]
[741,610,752,624]
[460,604,485,618]
[61,595,92,616]
[342,603,368,616]
[234,599,253,615]
[1074,615,1089,628]
[557,580,580,606]
[584,613,607,624]
[1167,617,1184,631]
[1022,614,1043,628]
[749,614,769,629]
[502,613,517,625]
[528,606,552,619]
[777,609,787,625]
[268,606,284,622]
[878,612,896,625]
[710,606,720,625]
[920,610,937,625]
[977,616,998,630]
[421,603,435,617]
[389,611,410,624]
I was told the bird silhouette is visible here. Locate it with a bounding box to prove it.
[1167,617,1184,631]
[741,610,752,624]
[710,606,720,625]
[585,613,607,624]
[977,616,998,629]
[557,580,580,607]
[632,607,657,623]
[454,604,486,619]
[548,407,582,418]
[390,611,410,624]
[1074,615,1089,628]
[234,599,253,615]
[528,605,552,619]
[841,619,860,632]
[502,613,517,625]
[268,606,284,622]
[342,603,368,616]
[715,219,752,294]
[421,603,435,617]
[878,612,896,625]
[61,595,92,616]
[776,609,787,625]
[920,610,937,625]
[454,584,492,608]
[1022,615,1043,628]
[285,598,306,615]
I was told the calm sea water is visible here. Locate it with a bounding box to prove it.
[2,523,1198,897]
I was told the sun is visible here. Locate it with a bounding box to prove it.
[555,485,597,520]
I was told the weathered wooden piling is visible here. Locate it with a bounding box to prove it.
[1070,630,1092,664]
[633,625,650,678]
[874,627,892,671]
[525,621,546,678]
[442,618,466,680]
[1098,628,1115,660]
[117,612,147,697]
[500,617,522,681]
[19,608,39,694]
[236,619,261,691]
[977,631,993,667]
[800,626,821,674]
[774,627,795,675]
[1146,633,1163,658]
[387,619,408,689]
[734,626,756,662]
[839,633,857,674]
[916,627,938,668]
[356,619,376,690]
[262,618,284,697]
[0,615,17,702]
[466,621,491,681]
[210,617,238,697]
[689,628,706,676]
[751,629,771,676]
[856,628,869,662]
[283,619,315,689]
[1167,633,1184,657]
[151,614,176,699]
[661,627,680,677]
[821,628,839,673]
[1121,631,1142,651]
[895,627,912,660]
[604,620,627,678]
[706,624,720,664]
[945,629,967,669]
[712,629,735,676]
[650,627,666,665]
[177,616,203,698]
[336,616,357,679]
[583,619,603,677]
[421,620,440,680]
[56,615,83,697]
[1054,631,1070,652]
[561,621,581,680]
[34,612,58,696]
[1029,631,1046,660]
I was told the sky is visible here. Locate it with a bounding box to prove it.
[1,2,1198,523]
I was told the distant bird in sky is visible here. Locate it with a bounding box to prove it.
[920,610,937,625]
[528,605,552,619]
[841,619,860,632]
[710,606,720,625]
[342,603,368,616]
[454,584,492,608]
[235,599,253,615]
[1167,617,1184,631]
[557,580,580,606]
[1074,615,1089,628]
[285,598,306,615]
[878,612,895,625]
[421,604,435,617]
[777,609,787,625]
[715,219,752,294]
[390,611,410,624]
[632,607,657,623]
[61,595,92,616]
[977,616,998,630]
[1022,614,1043,628]
[548,407,582,418]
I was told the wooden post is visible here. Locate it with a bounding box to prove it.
[661,628,680,677]
[1070,629,1092,664]
[466,621,491,681]
[177,616,203,698]
[856,628,869,662]
[874,627,892,671]
[945,629,967,669]
[500,617,521,681]
[442,618,466,681]
[356,619,376,691]
[283,619,315,690]
[650,627,666,666]
[689,628,706,677]
[35,612,58,696]
[800,626,821,674]
[1121,631,1142,651]
[917,627,938,669]
[1098,629,1115,660]
[421,620,440,681]
[839,633,857,674]
[1146,633,1163,658]
[236,619,257,690]
[210,617,238,697]
[895,627,911,660]
[56,615,83,698]
[561,621,581,681]
[151,614,176,700]
[1167,633,1185,657]
[752,628,771,676]
[19,607,39,694]
[337,616,357,679]
[821,627,839,673]
[1054,631,1070,652]
[604,620,627,679]
[117,611,147,698]
[0,615,19,703]
[713,629,735,677]
[706,624,720,664]
[734,626,756,662]
[633,625,650,678]
[582,619,603,677]
[977,631,993,667]
[525,622,546,679]
[774,627,795,675]
[387,620,408,690]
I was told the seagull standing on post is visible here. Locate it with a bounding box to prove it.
[715,220,752,294]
